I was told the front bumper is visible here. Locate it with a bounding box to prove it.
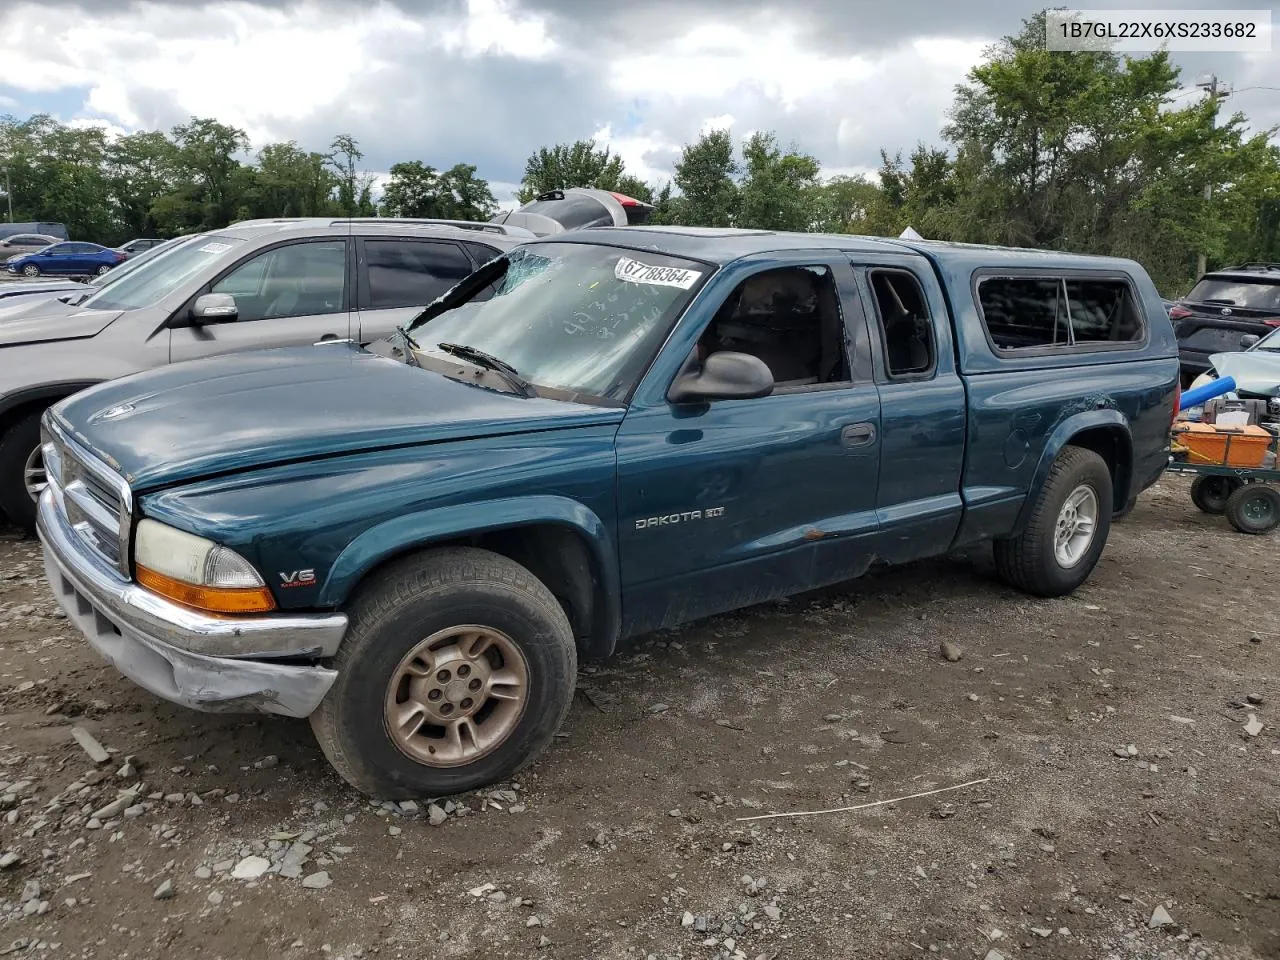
[37,490,345,718]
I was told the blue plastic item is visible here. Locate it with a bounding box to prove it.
[1181,376,1237,410]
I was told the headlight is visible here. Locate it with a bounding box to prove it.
[134,519,276,614]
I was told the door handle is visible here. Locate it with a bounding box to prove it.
[841,422,877,447]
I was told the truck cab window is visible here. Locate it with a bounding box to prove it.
[869,269,935,377]
[697,266,848,389]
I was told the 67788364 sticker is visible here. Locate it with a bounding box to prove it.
[614,256,702,290]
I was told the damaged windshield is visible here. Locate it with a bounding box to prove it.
[408,242,709,400]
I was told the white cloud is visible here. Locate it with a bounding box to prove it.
[601,21,985,176]
[700,114,735,134]
[64,117,130,141]
[0,1,426,145]
[607,17,877,108]
[591,124,679,187]
[491,181,525,209]
[439,0,558,60]
[823,165,881,184]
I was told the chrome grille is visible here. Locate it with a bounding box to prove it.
[42,418,132,578]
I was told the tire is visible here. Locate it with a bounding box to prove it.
[994,446,1113,597]
[1190,475,1241,515]
[21,264,40,278]
[0,410,45,533]
[95,265,111,276]
[310,546,577,799]
[1225,484,1280,535]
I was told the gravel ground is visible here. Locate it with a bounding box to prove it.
[0,474,1277,960]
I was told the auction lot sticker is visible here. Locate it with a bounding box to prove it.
[615,257,702,290]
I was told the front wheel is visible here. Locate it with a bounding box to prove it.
[0,411,45,533]
[994,446,1113,597]
[21,264,40,278]
[1225,483,1280,535]
[310,546,577,799]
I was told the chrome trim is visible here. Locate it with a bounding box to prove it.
[42,413,132,577]
[40,523,337,718]
[37,489,348,660]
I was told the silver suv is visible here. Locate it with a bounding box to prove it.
[0,218,528,530]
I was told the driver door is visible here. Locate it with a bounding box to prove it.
[170,238,353,362]
[614,256,883,637]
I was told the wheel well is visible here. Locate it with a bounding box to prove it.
[0,397,55,438]
[354,525,605,654]
[0,385,97,439]
[1067,426,1133,510]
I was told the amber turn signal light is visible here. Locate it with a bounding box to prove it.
[137,564,277,615]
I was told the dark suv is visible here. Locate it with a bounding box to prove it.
[1171,263,1280,379]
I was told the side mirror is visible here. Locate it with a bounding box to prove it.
[191,293,238,324]
[667,351,774,404]
[1240,334,1261,350]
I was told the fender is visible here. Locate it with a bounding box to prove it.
[1011,408,1132,535]
[318,494,622,651]
[0,380,102,423]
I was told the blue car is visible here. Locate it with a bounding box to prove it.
[5,241,126,278]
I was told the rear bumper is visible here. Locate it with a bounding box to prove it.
[37,490,342,718]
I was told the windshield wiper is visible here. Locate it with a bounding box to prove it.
[437,342,535,397]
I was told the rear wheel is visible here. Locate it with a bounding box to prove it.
[0,411,45,533]
[1190,475,1241,515]
[310,547,577,799]
[1225,484,1280,535]
[994,446,1113,597]
[95,265,111,276]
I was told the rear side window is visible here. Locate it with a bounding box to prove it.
[1066,279,1143,342]
[977,276,1143,351]
[868,269,935,377]
[1187,277,1280,312]
[462,242,502,268]
[365,240,474,310]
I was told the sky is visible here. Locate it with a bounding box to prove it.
[1,0,1277,207]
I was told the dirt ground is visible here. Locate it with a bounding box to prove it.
[1,475,1277,960]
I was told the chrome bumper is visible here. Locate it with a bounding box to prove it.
[37,490,344,718]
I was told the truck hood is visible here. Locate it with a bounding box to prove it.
[0,299,122,346]
[52,343,623,491]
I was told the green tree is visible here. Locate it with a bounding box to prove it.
[379,161,497,220]
[737,132,821,231]
[107,131,178,239]
[328,133,370,217]
[435,163,498,220]
[940,9,1280,291]
[671,129,738,227]
[251,141,338,218]
[1,115,113,241]
[163,117,251,231]
[810,174,881,234]
[517,140,628,203]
